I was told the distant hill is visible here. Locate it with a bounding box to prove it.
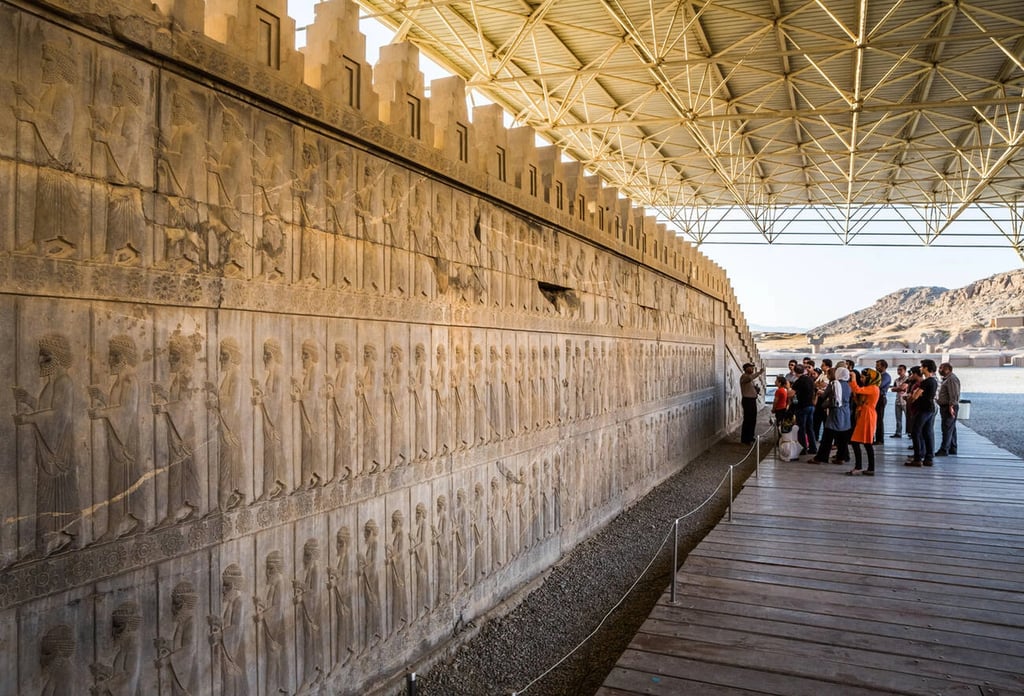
[758,269,1024,351]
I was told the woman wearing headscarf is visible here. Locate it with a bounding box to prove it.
[847,367,881,475]
[808,366,852,465]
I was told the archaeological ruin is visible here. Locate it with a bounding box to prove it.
[0,0,759,692]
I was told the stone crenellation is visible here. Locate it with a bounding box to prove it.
[0,0,758,693]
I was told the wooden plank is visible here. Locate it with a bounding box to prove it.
[602,423,1024,696]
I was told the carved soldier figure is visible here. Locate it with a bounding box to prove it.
[327,149,355,288]
[206,107,249,277]
[384,171,408,297]
[409,343,429,461]
[356,344,381,474]
[326,342,354,482]
[454,488,469,589]
[470,345,487,446]
[293,339,324,489]
[327,527,354,665]
[156,88,204,270]
[356,161,383,293]
[297,141,325,285]
[487,346,502,440]
[409,502,430,617]
[502,346,516,437]
[471,483,486,579]
[488,477,503,570]
[209,563,248,696]
[385,510,408,635]
[431,345,450,457]
[207,338,245,511]
[450,345,468,450]
[383,344,406,468]
[92,64,145,265]
[294,539,323,690]
[91,601,141,696]
[155,580,199,696]
[152,332,201,526]
[253,338,287,501]
[254,551,289,695]
[89,334,143,541]
[13,332,81,557]
[13,38,82,257]
[39,624,75,696]
[432,495,451,605]
[358,519,382,648]
[254,126,288,281]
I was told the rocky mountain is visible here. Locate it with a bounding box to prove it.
[762,269,1024,351]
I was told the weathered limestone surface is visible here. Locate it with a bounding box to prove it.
[0,0,759,693]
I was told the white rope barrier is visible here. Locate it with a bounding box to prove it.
[510,437,762,695]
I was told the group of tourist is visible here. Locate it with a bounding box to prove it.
[751,356,962,475]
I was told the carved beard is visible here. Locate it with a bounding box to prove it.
[39,360,58,379]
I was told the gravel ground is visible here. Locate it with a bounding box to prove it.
[958,392,1024,459]
[409,414,772,696]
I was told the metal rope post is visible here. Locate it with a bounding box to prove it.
[728,465,734,522]
[754,434,760,478]
[407,672,418,696]
[670,518,679,604]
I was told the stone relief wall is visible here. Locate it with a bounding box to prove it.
[0,0,759,694]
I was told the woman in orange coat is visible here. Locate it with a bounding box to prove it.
[847,367,880,475]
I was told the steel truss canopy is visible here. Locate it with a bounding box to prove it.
[356,0,1024,256]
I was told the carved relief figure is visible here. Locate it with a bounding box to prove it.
[356,344,380,474]
[209,563,248,696]
[409,503,430,617]
[327,527,354,666]
[207,107,249,277]
[383,344,406,468]
[384,172,407,297]
[13,38,82,257]
[207,338,245,511]
[12,332,81,557]
[450,345,468,450]
[92,65,145,264]
[293,339,324,489]
[471,483,486,578]
[254,126,288,281]
[488,477,503,570]
[155,580,199,696]
[90,601,141,696]
[409,343,428,461]
[454,488,468,589]
[431,345,450,457]
[254,551,289,695]
[358,519,382,647]
[502,346,516,437]
[385,510,408,634]
[487,346,501,441]
[153,331,201,526]
[432,495,450,605]
[356,161,382,293]
[328,149,355,288]
[516,470,529,554]
[409,183,431,298]
[470,345,486,445]
[326,342,353,482]
[89,334,142,541]
[297,141,325,285]
[517,345,530,433]
[253,338,287,501]
[294,538,323,690]
[39,624,75,696]
[157,89,204,270]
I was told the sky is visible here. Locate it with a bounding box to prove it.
[288,3,1023,331]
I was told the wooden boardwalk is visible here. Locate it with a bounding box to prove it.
[599,424,1024,695]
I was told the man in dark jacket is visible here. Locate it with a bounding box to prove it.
[791,365,818,455]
